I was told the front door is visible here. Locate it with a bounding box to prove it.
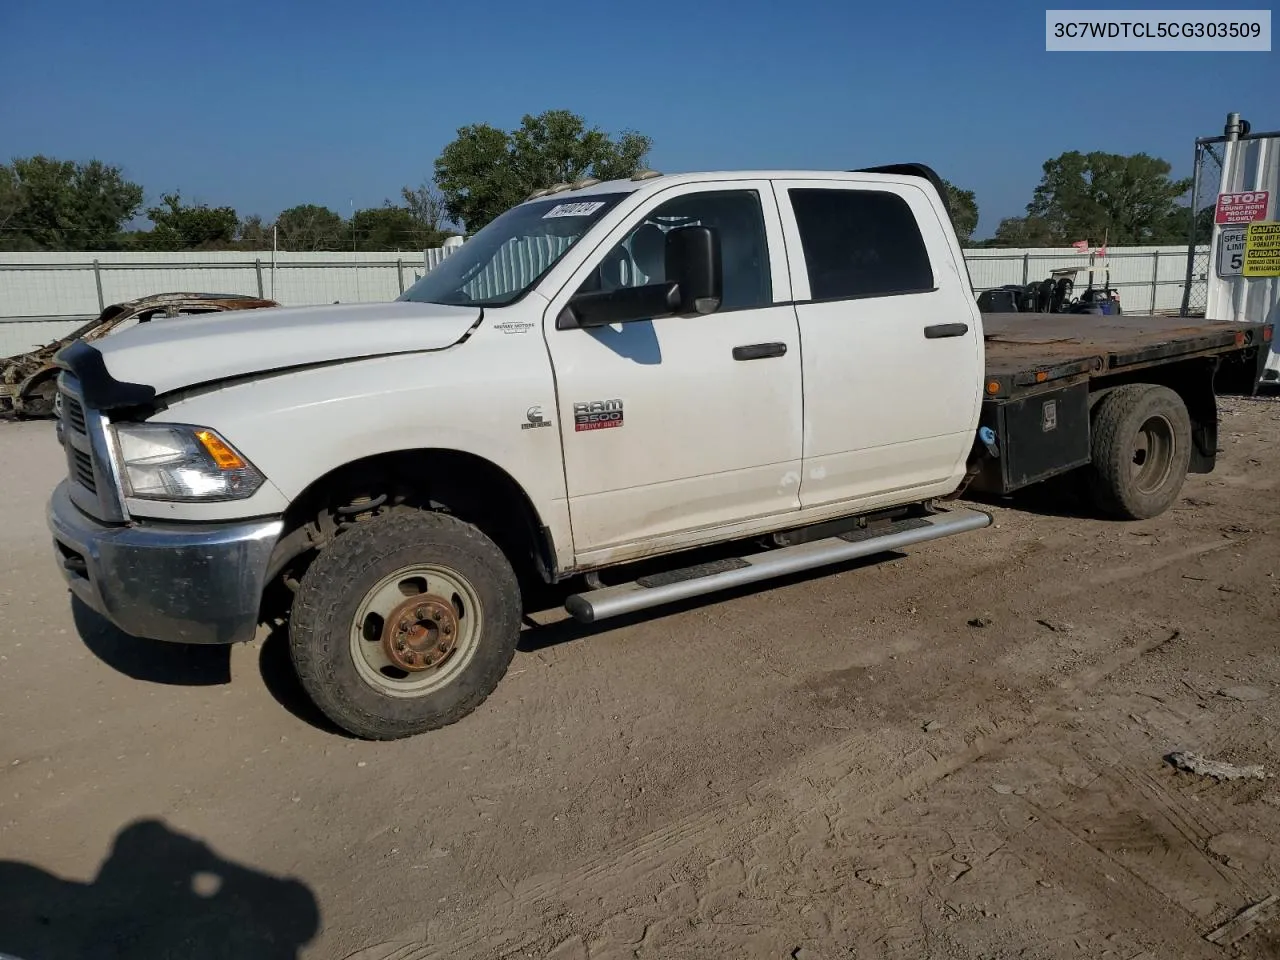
[772,178,983,510]
[543,181,804,560]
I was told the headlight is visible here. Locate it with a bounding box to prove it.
[113,423,265,501]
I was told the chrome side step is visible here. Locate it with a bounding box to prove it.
[563,506,992,624]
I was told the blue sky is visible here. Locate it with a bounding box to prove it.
[0,0,1275,237]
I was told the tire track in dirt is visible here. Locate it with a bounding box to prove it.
[336,402,1280,958]
[346,618,1179,960]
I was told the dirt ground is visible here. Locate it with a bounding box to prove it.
[2,395,1280,960]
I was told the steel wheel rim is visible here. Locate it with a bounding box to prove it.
[1131,413,1175,494]
[350,563,484,698]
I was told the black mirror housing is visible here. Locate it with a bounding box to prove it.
[665,225,722,315]
[558,223,723,330]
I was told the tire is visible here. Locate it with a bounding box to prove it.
[1085,383,1192,520]
[289,510,522,740]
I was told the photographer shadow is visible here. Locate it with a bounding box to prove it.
[0,818,319,960]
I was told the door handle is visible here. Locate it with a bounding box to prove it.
[732,342,788,361]
[923,323,969,339]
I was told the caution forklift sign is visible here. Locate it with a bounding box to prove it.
[1243,221,1280,277]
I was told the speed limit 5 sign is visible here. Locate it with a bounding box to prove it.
[1218,226,1247,277]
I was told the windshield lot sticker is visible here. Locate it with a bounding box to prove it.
[574,399,624,431]
[543,201,606,219]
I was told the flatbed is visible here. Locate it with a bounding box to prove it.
[970,312,1274,495]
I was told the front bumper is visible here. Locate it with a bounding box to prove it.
[46,479,283,645]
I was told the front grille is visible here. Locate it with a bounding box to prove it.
[72,448,97,492]
[58,374,126,523]
[66,396,87,433]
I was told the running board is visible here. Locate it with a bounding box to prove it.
[563,506,992,624]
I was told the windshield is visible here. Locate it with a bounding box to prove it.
[398,192,631,307]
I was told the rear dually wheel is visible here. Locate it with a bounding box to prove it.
[1085,383,1192,520]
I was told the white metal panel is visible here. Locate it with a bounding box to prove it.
[0,243,1217,354]
[1205,134,1280,378]
[964,244,1203,313]
[0,319,88,357]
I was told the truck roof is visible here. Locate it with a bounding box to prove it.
[521,167,944,204]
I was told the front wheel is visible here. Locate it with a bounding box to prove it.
[289,510,522,740]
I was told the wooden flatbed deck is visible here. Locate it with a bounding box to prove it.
[971,312,1273,496]
[980,313,1271,399]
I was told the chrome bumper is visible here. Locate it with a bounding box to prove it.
[46,480,283,645]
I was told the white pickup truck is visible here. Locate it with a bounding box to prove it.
[46,164,1273,739]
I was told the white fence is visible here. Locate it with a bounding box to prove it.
[964,245,1199,314]
[0,243,1204,358]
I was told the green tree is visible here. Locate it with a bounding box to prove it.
[352,204,427,250]
[1024,151,1193,245]
[0,156,144,250]
[435,109,653,231]
[349,185,459,250]
[988,215,1057,247]
[237,214,271,247]
[400,181,453,242]
[941,179,979,245]
[0,165,19,236]
[275,203,346,250]
[143,191,239,249]
[433,124,525,232]
[1160,202,1216,246]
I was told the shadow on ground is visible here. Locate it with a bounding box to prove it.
[0,818,320,960]
[960,470,1101,521]
[256,623,350,737]
[71,596,230,686]
[253,543,911,734]
[64,517,943,736]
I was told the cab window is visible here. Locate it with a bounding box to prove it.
[577,189,771,311]
[788,188,934,301]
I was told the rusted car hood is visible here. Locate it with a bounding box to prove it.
[88,301,482,399]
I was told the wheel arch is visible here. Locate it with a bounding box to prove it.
[18,364,58,395]
[1088,358,1219,474]
[264,447,561,609]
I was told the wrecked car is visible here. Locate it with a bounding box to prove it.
[2,293,278,417]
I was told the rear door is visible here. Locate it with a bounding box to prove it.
[772,178,982,509]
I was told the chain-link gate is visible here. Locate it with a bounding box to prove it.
[1179,139,1223,317]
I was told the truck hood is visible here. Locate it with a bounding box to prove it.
[83,300,481,401]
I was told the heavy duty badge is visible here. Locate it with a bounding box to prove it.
[573,399,624,431]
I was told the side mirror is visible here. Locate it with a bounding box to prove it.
[558,225,723,329]
[665,225,722,316]
[558,282,681,329]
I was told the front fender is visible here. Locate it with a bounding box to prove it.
[129,339,572,566]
